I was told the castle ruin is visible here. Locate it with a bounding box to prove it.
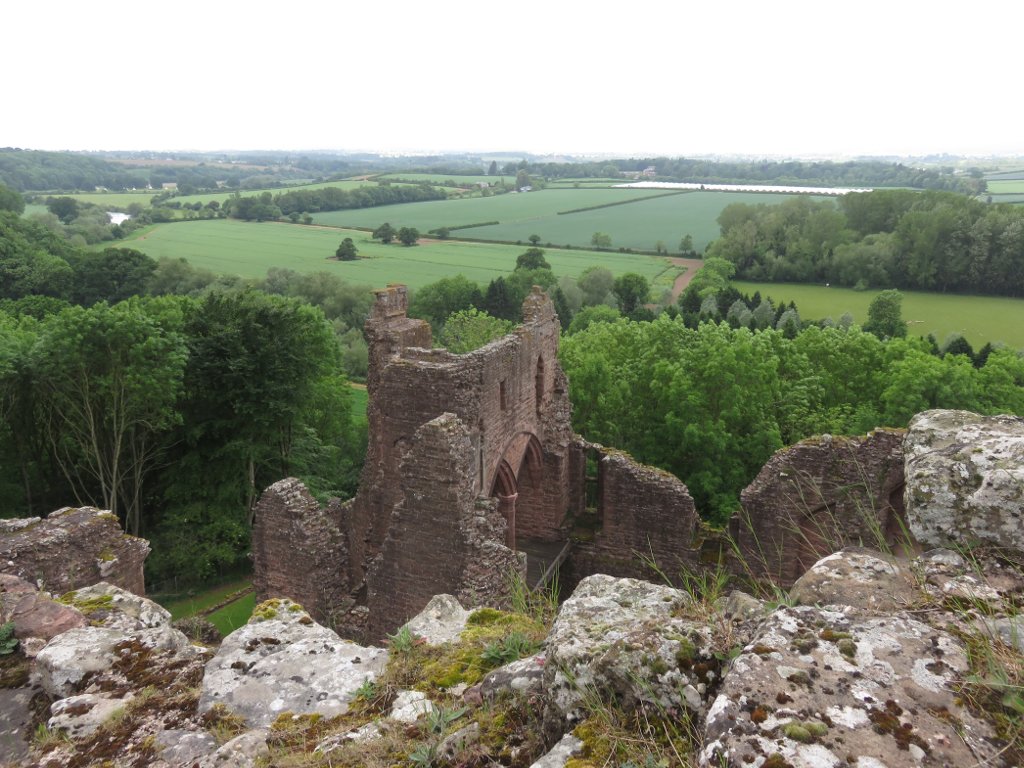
[253,285,907,641]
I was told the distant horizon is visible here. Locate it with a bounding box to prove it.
[6,145,1024,165]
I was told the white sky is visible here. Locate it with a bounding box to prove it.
[5,1,1022,159]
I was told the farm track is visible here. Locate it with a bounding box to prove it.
[667,258,704,300]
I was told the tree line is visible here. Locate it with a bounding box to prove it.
[498,157,982,193]
[706,190,1024,297]
[223,183,447,221]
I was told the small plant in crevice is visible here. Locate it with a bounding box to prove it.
[0,621,20,656]
[387,625,423,653]
[480,631,539,668]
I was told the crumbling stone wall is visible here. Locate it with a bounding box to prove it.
[254,285,574,641]
[349,285,573,587]
[364,414,523,640]
[732,429,906,586]
[0,506,149,595]
[252,478,349,625]
[569,440,704,583]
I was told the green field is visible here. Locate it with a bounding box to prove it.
[377,173,500,185]
[310,187,672,234]
[985,169,1024,181]
[22,204,48,217]
[205,592,256,636]
[158,577,252,620]
[734,281,1024,350]
[464,191,829,252]
[311,188,831,252]
[548,178,627,188]
[38,191,157,208]
[989,194,1024,204]
[350,384,368,426]
[169,178,432,207]
[119,219,678,290]
[986,180,1024,194]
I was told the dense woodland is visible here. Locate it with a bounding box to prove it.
[707,190,1024,296]
[0,209,373,589]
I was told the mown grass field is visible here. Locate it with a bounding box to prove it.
[205,592,256,636]
[170,178,431,207]
[119,219,678,290]
[377,173,499,185]
[309,187,672,234]
[734,281,1024,350]
[38,191,158,208]
[464,191,831,252]
[986,180,1024,194]
[157,577,252,620]
[349,384,368,426]
[311,188,832,252]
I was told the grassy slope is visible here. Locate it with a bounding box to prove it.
[119,219,677,290]
[377,172,499,185]
[38,191,157,208]
[734,280,1024,350]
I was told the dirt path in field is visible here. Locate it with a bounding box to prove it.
[667,257,705,300]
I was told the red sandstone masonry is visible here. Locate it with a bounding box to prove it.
[251,478,349,625]
[733,429,906,586]
[0,507,149,596]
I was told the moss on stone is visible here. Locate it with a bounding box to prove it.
[58,591,113,616]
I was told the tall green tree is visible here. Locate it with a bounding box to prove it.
[516,248,549,271]
[409,276,483,330]
[31,300,188,534]
[397,226,420,246]
[0,183,24,215]
[612,273,650,316]
[863,289,907,339]
[177,290,349,519]
[335,238,358,261]
[372,222,396,243]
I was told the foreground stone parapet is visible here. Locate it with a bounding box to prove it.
[789,547,916,614]
[905,409,1024,555]
[702,604,1000,768]
[0,574,86,643]
[199,598,388,727]
[35,583,196,698]
[0,506,149,596]
[542,574,718,731]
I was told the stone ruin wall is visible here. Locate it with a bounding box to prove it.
[255,285,576,640]
[0,506,149,596]
[253,284,915,640]
[732,429,907,586]
[251,478,349,626]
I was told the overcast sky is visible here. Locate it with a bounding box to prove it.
[5,1,1021,159]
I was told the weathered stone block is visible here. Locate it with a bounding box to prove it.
[905,409,1024,555]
